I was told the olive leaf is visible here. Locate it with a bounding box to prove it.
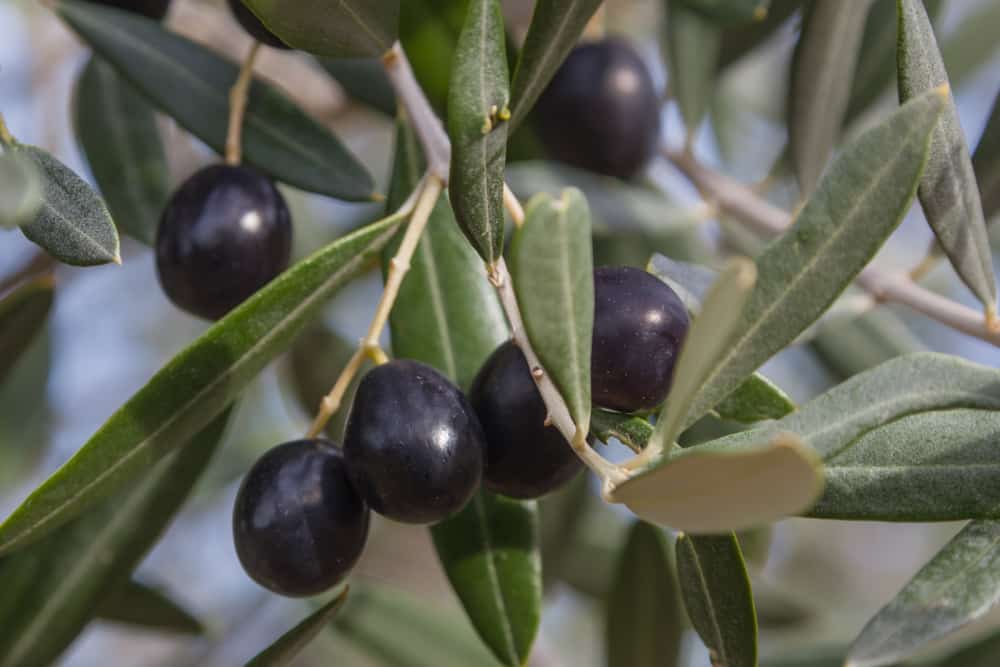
[15,145,120,267]
[0,409,231,667]
[447,0,510,266]
[789,0,871,194]
[606,522,685,667]
[317,57,396,116]
[0,215,405,555]
[74,56,169,246]
[973,90,1000,222]
[58,0,376,202]
[511,188,594,428]
[384,121,539,667]
[0,149,42,229]
[897,0,997,317]
[665,0,722,136]
[676,532,758,667]
[508,0,603,132]
[811,308,926,381]
[240,0,398,58]
[716,0,802,71]
[96,579,204,635]
[244,589,347,667]
[0,275,54,386]
[678,0,770,24]
[683,86,945,425]
[846,520,1000,667]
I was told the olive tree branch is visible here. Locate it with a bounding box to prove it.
[382,42,624,483]
[664,147,1000,347]
[225,41,262,166]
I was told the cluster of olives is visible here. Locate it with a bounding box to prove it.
[232,266,690,597]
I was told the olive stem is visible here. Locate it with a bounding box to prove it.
[304,180,428,439]
[502,183,525,228]
[225,41,262,166]
[664,146,1000,344]
[382,42,451,179]
[493,257,626,484]
[0,112,14,147]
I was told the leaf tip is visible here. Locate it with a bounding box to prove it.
[370,191,386,204]
[986,304,1000,333]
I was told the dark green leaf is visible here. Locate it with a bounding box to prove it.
[0,215,404,555]
[717,0,802,70]
[508,0,603,132]
[245,589,347,666]
[512,188,594,427]
[16,144,120,266]
[0,275,54,386]
[931,628,1000,667]
[847,520,1000,667]
[973,90,1000,222]
[383,121,538,667]
[678,0,770,25]
[0,149,42,229]
[788,0,870,194]
[0,409,231,667]
[97,579,204,635]
[242,0,398,57]
[897,0,996,317]
[676,532,757,667]
[399,0,468,115]
[333,584,501,666]
[590,410,653,453]
[606,522,684,667]
[666,0,722,136]
[431,493,540,667]
[74,56,169,246]
[58,0,375,202]
[447,0,509,266]
[317,57,396,116]
[684,87,945,426]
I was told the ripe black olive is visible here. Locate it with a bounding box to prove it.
[591,266,690,412]
[534,38,660,180]
[343,360,486,524]
[470,341,582,499]
[233,439,370,597]
[155,164,291,320]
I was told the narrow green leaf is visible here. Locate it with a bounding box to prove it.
[646,254,796,424]
[843,0,945,128]
[333,584,501,667]
[58,0,375,202]
[508,0,603,132]
[811,307,925,380]
[317,57,396,116]
[611,430,822,533]
[813,409,1000,521]
[676,532,758,667]
[847,520,1000,667]
[74,56,169,246]
[678,0,770,25]
[0,215,404,555]
[651,259,757,451]
[242,0,398,57]
[606,522,684,667]
[0,409,231,667]
[383,121,538,667]
[590,410,654,453]
[0,149,42,229]
[973,90,1000,222]
[512,188,594,427]
[666,0,722,136]
[447,0,509,266]
[15,145,120,266]
[789,0,871,194]
[897,0,997,316]
[685,87,945,425]
[0,275,54,386]
[96,579,204,635]
[399,0,469,115]
[245,589,348,667]
[716,0,802,70]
